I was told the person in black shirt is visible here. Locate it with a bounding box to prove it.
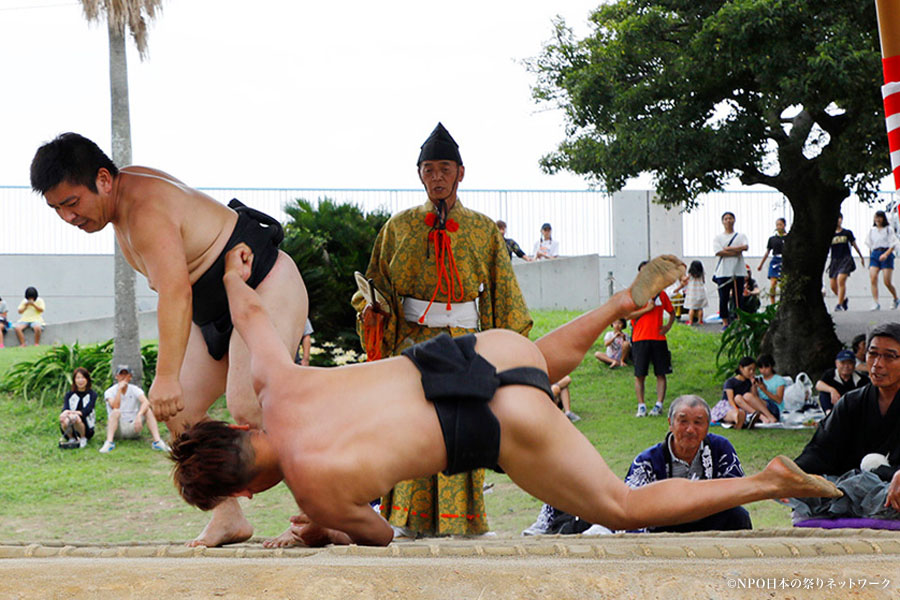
[796,323,900,513]
[814,349,870,413]
[757,218,787,305]
[496,220,532,262]
[827,214,866,312]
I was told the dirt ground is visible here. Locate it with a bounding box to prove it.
[2,531,899,599]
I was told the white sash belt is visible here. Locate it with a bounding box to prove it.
[402,297,479,329]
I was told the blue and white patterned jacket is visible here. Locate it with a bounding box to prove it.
[625,432,744,489]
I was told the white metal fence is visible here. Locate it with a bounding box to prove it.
[3,185,895,257]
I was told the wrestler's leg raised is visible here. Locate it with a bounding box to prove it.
[490,381,840,532]
[536,255,685,382]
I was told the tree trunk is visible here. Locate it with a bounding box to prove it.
[108,19,143,387]
[761,179,845,376]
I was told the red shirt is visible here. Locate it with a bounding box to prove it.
[631,291,674,342]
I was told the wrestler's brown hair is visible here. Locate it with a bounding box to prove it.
[169,420,257,511]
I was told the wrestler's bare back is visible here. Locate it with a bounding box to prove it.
[258,329,547,513]
[111,167,237,289]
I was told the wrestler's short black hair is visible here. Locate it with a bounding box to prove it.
[170,421,257,511]
[30,132,119,194]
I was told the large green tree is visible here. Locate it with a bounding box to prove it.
[530,0,890,374]
[80,0,162,386]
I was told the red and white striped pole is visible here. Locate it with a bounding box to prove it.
[876,0,900,198]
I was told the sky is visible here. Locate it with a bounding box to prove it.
[0,0,609,191]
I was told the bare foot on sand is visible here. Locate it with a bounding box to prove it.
[629,255,686,308]
[764,455,843,499]
[186,498,254,547]
[263,527,303,548]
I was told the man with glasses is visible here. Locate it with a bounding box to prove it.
[795,323,900,511]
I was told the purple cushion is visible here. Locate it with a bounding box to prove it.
[794,518,900,530]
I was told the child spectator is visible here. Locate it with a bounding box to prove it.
[14,286,44,346]
[630,261,674,417]
[741,268,762,313]
[681,261,708,325]
[58,367,97,449]
[757,218,787,304]
[753,354,786,422]
[710,357,777,429]
[594,318,629,368]
[496,220,532,262]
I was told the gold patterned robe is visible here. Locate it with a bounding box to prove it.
[353,198,532,536]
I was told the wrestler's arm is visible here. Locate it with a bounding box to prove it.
[223,245,296,391]
[128,211,192,421]
[299,502,393,547]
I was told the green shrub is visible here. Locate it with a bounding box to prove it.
[716,303,778,377]
[282,197,390,351]
[0,340,158,404]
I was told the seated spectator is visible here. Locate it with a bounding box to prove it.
[0,296,8,348]
[710,357,777,429]
[594,318,630,368]
[795,323,900,511]
[624,395,752,532]
[552,375,580,423]
[753,353,787,422]
[14,286,44,347]
[99,365,170,454]
[815,349,870,414]
[58,367,97,449]
[532,223,559,260]
[496,220,532,262]
[851,333,869,374]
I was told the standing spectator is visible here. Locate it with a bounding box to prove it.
[352,123,532,539]
[14,286,44,346]
[58,367,97,449]
[532,223,559,260]
[624,395,751,532]
[594,318,630,368]
[99,365,171,454]
[681,260,708,325]
[753,353,787,422]
[712,212,748,328]
[0,296,8,348]
[296,319,314,366]
[815,349,869,414]
[757,218,787,304]
[865,210,900,311]
[630,261,674,417]
[496,220,532,262]
[828,213,866,312]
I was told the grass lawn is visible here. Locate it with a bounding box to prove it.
[0,312,811,544]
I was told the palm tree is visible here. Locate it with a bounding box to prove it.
[79,0,163,387]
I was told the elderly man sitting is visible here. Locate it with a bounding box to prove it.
[624,394,752,532]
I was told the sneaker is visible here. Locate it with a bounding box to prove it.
[566,411,581,422]
[894,298,900,310]
[744,412,761,430]
[522,504,557,536]
[842,299,849,310]
[871,303,881,311]
[151,440,171,452]
[582,524,614,536]
[834,303,845,312]
[99,440,116,453]
[78,437,87,449]
[635,404,647,417]
[648,403,664,416]
[58,437,79,450]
